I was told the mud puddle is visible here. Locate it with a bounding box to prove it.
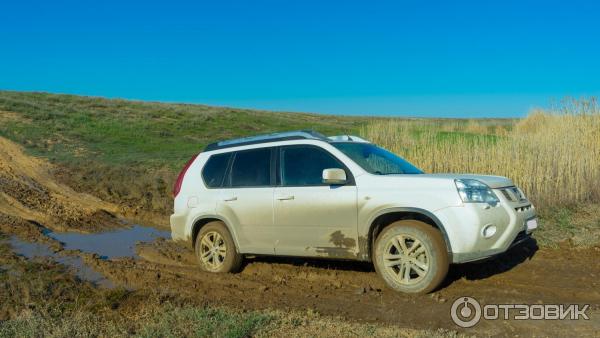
[48,225,171,259]
[6,236,115,288]
[5,224,171,289]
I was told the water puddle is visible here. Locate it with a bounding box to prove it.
[5,225,171,289]
[48,225,171,259]
[7,236,116,288]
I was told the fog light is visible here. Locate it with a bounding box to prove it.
[482,224,497,238]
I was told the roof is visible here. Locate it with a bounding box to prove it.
[203,130,371,152]
[203,130,328,151]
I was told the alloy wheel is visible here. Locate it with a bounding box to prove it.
[199,231,227,270]
[382,234,429,285]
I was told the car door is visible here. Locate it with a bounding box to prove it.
[273,145,358,258]
[216,147,275,255]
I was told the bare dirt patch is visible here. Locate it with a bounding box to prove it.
[53,164,173,227]
[0,110,30,123]
[0,136,121,234]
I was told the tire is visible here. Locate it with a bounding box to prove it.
[195,221,243,273]
[373,220,449,294]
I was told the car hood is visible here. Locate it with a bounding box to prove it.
[376,174,515,189]
[415,174,514,189]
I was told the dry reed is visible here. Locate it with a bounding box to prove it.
[361,98,600,208]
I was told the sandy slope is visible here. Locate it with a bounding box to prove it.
[0,136,120,233]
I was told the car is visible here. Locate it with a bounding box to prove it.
[170,130,537,293]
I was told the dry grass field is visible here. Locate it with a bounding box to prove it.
[361,98,600,209]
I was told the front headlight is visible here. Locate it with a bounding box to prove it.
[455,179,499,204]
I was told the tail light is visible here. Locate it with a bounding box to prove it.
[173,153,199,197]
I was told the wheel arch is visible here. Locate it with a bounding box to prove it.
[190,215,240,250]
[366,207,453,262]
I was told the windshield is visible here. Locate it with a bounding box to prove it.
[332,142,423,175]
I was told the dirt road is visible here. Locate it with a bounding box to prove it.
[80,238,598,336]
[1,136,599,336]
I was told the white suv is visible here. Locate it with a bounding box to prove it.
[170,131,537,293]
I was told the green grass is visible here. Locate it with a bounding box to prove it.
[0,306,272,338]
[554,208,574,230]
[0,91,368,169]
[434,130,500,143]
[137,306,272,338]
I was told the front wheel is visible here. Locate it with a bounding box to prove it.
[373,220,449,294]
[195,221,243,273]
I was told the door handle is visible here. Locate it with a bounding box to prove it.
[223,196,238,202]
[276,195,294,201]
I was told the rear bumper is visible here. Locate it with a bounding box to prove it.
[169,212,188,242]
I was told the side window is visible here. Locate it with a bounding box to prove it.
[281,146,345,186]
[202,153,231,188]
[229,148,272,187]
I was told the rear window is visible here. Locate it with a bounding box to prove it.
[202,153,231,188]
[228,148,272,187]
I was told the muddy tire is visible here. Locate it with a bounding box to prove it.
[195,221,242,273]
[373,220,449,294]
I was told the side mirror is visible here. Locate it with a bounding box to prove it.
[322,168,347,185]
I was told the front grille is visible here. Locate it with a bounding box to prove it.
[515,204,532,212]
[499,186,528,203]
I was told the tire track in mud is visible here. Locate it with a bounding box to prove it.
[84,238,600,336]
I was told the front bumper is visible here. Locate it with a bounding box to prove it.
[452,230,533,263]
[434,191,536,263]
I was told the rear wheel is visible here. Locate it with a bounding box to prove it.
[195,221,242,273]
[373,220,449,294]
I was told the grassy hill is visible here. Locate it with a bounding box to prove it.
[0,91,373,219]
[0,91,371,168]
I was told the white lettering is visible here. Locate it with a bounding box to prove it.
[560,305,574,320]
[529,305,544,320]
[514,305,529,320]
[573,305,590,320]
[545,305,559,320]
[498,304,513,320]
[484,305,498,320]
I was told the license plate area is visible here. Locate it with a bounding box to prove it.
[525,218,538,232]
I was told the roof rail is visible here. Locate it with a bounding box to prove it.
[327,135,370,143]
[204,130,328,151]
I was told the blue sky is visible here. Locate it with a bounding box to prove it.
[1,0,599,117]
